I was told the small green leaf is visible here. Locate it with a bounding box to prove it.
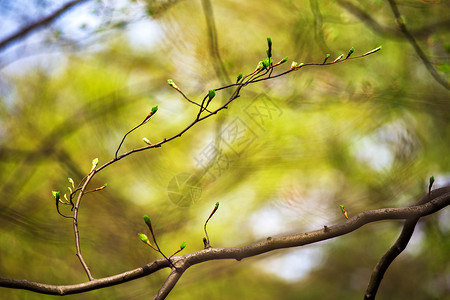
[52,191,60,200]
[236,73,243,83]
[281,56,288,63]
[180,241,187,250]
[167,79,175,87]
[215,202,219,209]
[267,37,272,47]
[208,89,216,100]
[151,105,158,114]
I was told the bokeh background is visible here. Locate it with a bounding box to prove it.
[0,0,449,299]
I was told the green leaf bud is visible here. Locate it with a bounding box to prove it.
[345,47,354,59]
[208,89,216,100]
[180,241,187,250]
[138,233,149,244]
[143,215,152,227]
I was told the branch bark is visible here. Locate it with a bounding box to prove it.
[1,187,449,297]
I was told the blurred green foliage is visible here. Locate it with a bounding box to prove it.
[0,0,449,299]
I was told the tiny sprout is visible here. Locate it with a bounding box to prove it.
[167,79,176,87]
[345,47,355,59]
[215,202,219,209]
[323,53,331,64]
[236,73,243,83]
[340,205,349,220]
[281,56,288,63]
[91,158,99,172]
[68,178,75,189]
[254,61,264,72]
[171,241,187,257]
[429,176,435,193]
[332,54,344,63]
[363,46,382,56]
[151,105,158,114]
[208,89,216,101]
[290,61,298,70]
[143,137,152,145]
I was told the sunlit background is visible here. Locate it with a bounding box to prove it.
[0,1,449,299]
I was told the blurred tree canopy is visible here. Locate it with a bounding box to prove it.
[0,0,449,299]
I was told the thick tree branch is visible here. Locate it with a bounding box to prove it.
[1,187,448,297]
[364,186,450,299]
[0,0,89,51]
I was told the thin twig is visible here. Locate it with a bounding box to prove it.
[73,170,96,281]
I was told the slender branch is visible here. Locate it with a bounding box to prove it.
[1,188,448,296]
[0,0,89,51]
[386,0,449,89]
[73,170,96,281]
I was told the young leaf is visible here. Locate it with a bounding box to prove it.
[236,73,243,83]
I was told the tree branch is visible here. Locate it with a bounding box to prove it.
[386,0,448,89]
[363,185,450,299]
[0,0,89,51]
[1,187,448,297]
